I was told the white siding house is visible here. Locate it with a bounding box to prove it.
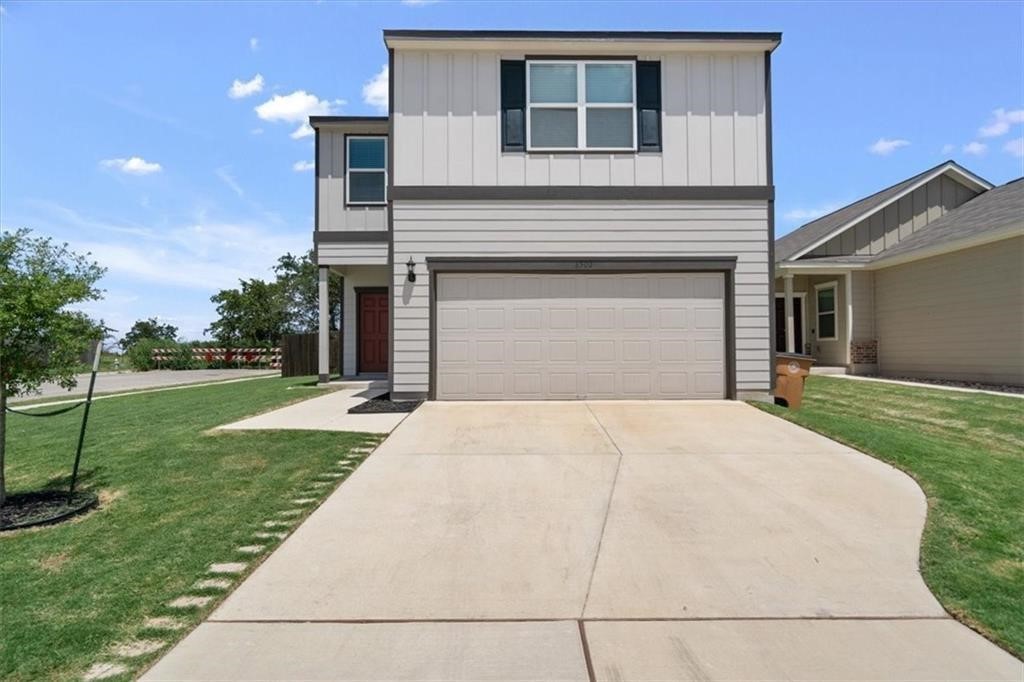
[313,29,781,401]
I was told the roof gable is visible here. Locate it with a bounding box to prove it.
[776,161,992,263]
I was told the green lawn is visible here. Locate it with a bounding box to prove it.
[756,376,1024,658]
[0,377,380,681]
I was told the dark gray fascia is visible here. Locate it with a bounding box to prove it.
[314,231,390,243]
[383,29,782,46]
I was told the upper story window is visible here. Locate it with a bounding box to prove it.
[346,136,387,205]
[526,60,636,152]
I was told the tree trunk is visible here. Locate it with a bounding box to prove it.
[0,379,7,507]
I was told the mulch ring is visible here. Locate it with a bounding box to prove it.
[0,490,98,532]
[348,392,422,414]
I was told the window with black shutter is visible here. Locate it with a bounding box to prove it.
[636,61,662,152]
[501,60,526,152]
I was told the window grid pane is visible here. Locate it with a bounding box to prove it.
[348,138,386,169]
[585,108,633,148]
[818,312,836,339]
[529,64,578,103]
[349,171,386,203]
[585,64,633,103]
[530,108,578,148]
[817,288,835,314]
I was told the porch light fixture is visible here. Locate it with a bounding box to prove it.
[406,256,416,283]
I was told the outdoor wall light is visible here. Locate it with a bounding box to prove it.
[406,256,417,283]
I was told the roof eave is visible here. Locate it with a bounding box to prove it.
[383,29,781,53]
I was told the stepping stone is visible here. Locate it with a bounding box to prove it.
[253,531,286,540]
[83,662,129,680]
[208,562,247,574]
[195,578,232,590]
[262,520,291,528]
[277,509,302,517]
[316,473,344,479]
[111,639,164,658]
[143,617,185,631]
[291,498,315,505]
[236,545,264,554]
[167,595,212,609]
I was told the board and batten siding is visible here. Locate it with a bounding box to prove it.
[393,50,767,187]
[317,242,388,266]
[391,200,772,397]
[317,128,388,232]
[809,175,979,258]
[875,236,1024,385]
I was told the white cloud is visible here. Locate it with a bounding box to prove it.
[292,160,315,172]
[290,122,314,139]
[962,141,987,156]
[940,143,955,154]
[100,156,163,175]
[216,167,244,197]
[783,202,844,223]
[228,73,264,99]
[255,90,344,138]
[250,127,264,135]
[868,138,910,156]
[363,65,389,112]
[249,37,259,51]
[978,108,1024,138]
[1003,137,1024,158]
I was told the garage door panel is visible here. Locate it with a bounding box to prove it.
[436,273,725,400]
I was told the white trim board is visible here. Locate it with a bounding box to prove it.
[784,162,994,262]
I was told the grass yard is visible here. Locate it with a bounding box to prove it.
[0,377,380,681]
[756,376,1024,658]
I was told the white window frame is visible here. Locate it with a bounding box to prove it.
[814,281,838,341]
[345,135,387,206]
[525,60,637,152]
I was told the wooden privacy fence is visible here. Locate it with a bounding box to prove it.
[280,332,339,378]
[152,347,281,369]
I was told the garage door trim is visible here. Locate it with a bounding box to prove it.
[426,257,737,400]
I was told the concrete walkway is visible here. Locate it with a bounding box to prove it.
[9,369,278,404]
[145,401,1022,681]
[217,381,407,434]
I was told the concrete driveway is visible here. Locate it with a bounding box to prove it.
[145,401,1022,681]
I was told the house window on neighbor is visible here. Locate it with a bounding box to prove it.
[816,283,837,340]
[346,136,387,205]
[526,61,635,151]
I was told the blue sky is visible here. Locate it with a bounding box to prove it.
[1,1,1022,341]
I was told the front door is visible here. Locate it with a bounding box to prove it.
[358,290,388,373]
[775,297,804,353]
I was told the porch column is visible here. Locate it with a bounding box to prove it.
[845,270,854,366]
[783,274,796,353]
[317,265,330,384]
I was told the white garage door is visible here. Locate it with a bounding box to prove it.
[435,272,726,400]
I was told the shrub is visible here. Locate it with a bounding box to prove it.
[125,338,176,371]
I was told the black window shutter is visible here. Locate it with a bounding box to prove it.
[636,61,662,152]
[501,60,526,152]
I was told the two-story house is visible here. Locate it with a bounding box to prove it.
[312,29,782,401]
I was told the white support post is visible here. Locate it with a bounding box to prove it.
[845,270,854,366]
[783,274,795,354]
[318,266,330,384]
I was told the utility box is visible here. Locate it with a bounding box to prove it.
[775,352,815,410]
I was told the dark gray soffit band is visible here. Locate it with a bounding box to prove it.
[314,231,390,243]
[383,29,782,43]
[425,257,737,272]
[391,185,773,201]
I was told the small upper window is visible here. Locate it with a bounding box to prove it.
[346,136,387,205]
[526,60,635,152]
[815,283,837,340]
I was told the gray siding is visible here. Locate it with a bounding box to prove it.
[875,236,1024,385]
[391,200,771,396]
[318,242,388,266]
[850,270,874,342]
[393,50,767,187]
[809,175,979,258]
[317,128,389,232]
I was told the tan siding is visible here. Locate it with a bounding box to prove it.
[808,175,982,258]
[391,200,771,395]
[850,270,875,341]
[317,128,389,232]
[874,237,1024,385]
[805,275,847,365]
[393,50,767,187]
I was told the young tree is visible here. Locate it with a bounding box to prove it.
[273,251,342,333]
[0,229,106,506]
[206,278,288,345]
[119,317,179,350]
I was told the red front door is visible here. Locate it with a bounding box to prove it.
[358,291,388,373]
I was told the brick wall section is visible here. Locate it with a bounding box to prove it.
[850,339,878,364]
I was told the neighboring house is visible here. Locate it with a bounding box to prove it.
[312,29,782,400]
[775,161,1024,386]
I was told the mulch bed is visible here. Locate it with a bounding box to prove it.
[348,392,422,414]
[0,490,98,531]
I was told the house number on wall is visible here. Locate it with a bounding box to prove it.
[575,260,594,270]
